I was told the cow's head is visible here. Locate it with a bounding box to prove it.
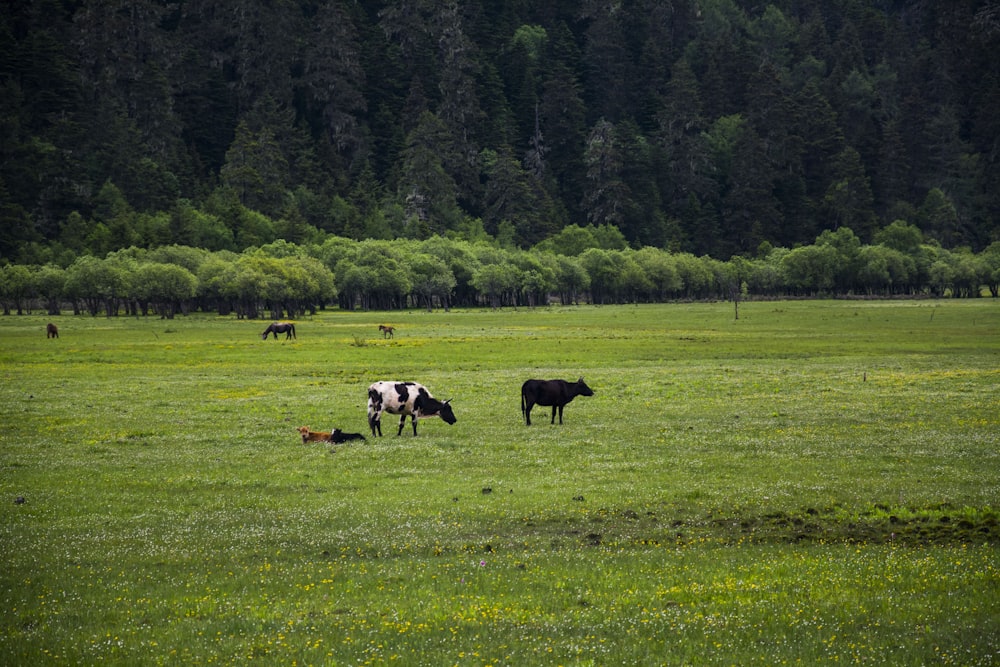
[576,378,594,396]
[438,399,457,425]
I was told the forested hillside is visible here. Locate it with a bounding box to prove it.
[2,0,998,265]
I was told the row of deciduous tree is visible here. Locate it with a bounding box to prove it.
[3,223,999,318]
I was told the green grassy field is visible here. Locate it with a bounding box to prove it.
[2,300,998,665]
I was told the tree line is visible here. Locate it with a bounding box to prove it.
[3,222,998,319]
[2,1,999,265]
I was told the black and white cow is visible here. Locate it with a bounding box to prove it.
[521,377,594,426]
[367,381,457,436]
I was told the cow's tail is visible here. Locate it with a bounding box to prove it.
[520,388,526,416]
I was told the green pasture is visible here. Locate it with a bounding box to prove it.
[2,300,998,665]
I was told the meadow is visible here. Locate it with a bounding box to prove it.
[1,300,998,665]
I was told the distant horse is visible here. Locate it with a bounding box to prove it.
[262,322,296,340]
[46,323,58,339]
[379,325,395,339]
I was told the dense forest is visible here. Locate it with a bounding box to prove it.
[1,1,999,312]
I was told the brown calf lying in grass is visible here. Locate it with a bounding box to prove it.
[297,426,366,444]
[298,426,332,443]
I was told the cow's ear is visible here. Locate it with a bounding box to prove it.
[444,398,452,404]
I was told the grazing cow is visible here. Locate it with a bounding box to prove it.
[521,378,594,426]
[368,381,456,436]
[46,323,58,338]
[379,324,395,339]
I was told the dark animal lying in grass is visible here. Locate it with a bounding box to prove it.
[330,429,365,443]
[297,426,366,444]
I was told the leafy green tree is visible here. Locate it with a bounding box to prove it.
[0,264,33,315]
[672,253,715,299]
[780,244,839,295]
[578,247,617,304]
[748,250,787,297]
[816,226,863,293]
[195,251,239,315]
[979,242,1000,297]
[351,240,412,309]
[132,262,198,318]
[534,224,598,256]
[552,254,590,305]
[633,247,681,300]
[509,250,555,307]
[471,262,520,309]
[927,252,956,297]
[613,250,653,303]
[32,264,66,315]
[332,259,370,311]
[64,255,130,316]
[408,252,456,310]
[874,219,924,255]
[418,236,481,306]
[216,255,270,319]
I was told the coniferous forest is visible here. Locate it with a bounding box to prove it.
[2,1,1000,314]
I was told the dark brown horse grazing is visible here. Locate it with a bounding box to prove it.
[46,323,59,338]
[262,322,296,340]
[379,325,395,339]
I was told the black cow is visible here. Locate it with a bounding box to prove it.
[368,381,457,436]
[521,377,594,426]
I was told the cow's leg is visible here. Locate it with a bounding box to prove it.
[395,414,407,436]
[410,415,418,436]
[550,405,558,424]
[369,414,382,437]
[524,400,533,426]
[557,405,564,424]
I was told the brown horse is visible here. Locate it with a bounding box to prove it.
[46,323,59,339]
[262,322,296,340]
[379,324,395,339]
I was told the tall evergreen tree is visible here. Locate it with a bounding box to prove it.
[398,111,462,237]
[304,0,367,176]
[583,118,630,230]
